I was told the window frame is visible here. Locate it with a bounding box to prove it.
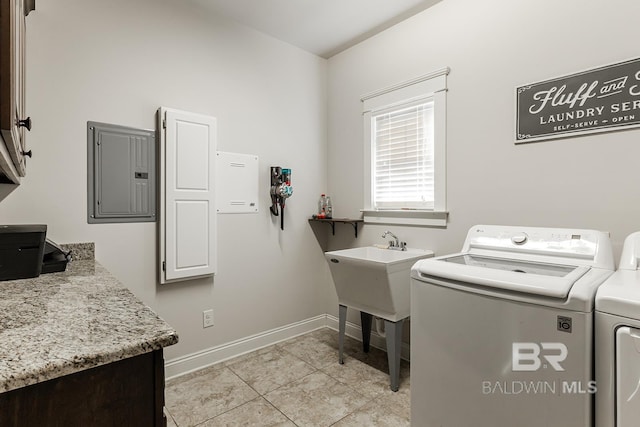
[362,68,449,227]
[371,98,435,210]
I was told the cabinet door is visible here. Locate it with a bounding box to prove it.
[159,107,217,284]
[14,0,26,173]
[0,350,166,426]
[0,0,27,181]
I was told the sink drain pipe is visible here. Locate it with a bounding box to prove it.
[375,317,386,338]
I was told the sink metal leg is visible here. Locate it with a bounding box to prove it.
[338,304,347,364]
[360,312,373,353]
[385,319,404,392]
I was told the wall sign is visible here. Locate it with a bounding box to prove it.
[516,57,640,143]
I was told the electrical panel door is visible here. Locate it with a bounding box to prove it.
[87,122,156,224]
[158,108,217,284]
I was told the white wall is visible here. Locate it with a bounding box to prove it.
[3,0,638,365]
[0,0,329,361]
[326,0,640,320]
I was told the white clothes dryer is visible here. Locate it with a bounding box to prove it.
[595,231,640,427]
[411,225,614,427]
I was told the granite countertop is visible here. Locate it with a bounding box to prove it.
[0,257,179,393]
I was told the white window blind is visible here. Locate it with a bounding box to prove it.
[372,100,435,210]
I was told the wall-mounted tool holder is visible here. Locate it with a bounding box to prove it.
[269,166,293,230]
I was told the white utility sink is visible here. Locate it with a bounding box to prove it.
[325,246,434,321]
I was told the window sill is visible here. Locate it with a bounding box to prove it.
[361,210,448,227]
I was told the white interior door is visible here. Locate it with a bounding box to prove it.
[159,107,217,284]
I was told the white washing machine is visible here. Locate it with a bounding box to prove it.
[410,225,614,427]
[595,231,640,427]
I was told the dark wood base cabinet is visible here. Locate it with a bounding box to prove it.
[0,350,167,427]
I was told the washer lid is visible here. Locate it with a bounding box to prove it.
[414,254,590,298]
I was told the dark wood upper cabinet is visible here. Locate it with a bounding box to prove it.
[0,0,34,184]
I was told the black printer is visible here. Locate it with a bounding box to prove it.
[0,224,47,281]
[0,225,72,281]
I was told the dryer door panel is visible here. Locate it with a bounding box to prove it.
[616,326,640,427]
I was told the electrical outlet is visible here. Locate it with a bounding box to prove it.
[203,309,214,328]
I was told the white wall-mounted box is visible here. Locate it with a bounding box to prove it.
[216,152,259,214]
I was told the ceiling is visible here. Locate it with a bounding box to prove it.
[192,0,442,58]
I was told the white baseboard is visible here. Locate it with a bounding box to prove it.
[165,315,326,380]
[165,313,410,380]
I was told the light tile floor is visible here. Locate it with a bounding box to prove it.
[165,327,410,427]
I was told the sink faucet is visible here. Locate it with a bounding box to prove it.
[381,231,406,251]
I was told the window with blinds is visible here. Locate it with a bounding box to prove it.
[372,100,435,210]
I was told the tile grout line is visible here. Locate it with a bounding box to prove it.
[261,394,302,427]
[321,363,382,426]
[189,339,322,426]
[271,330,391,425]
[164,407,180,427]
[252,365,321,426]
[191,366,263,427]
[226,345,320,395]
[226,355,320,426]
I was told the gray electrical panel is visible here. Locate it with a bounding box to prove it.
[87,121,156,224]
